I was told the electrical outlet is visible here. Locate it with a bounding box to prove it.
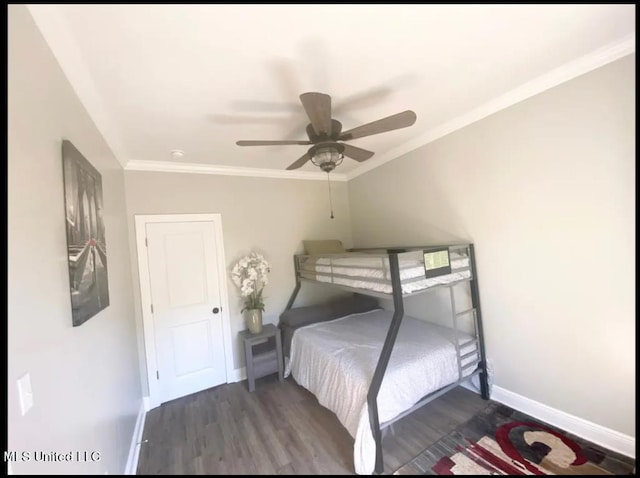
[17,373,33,416]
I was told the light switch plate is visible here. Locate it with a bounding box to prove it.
[17,373,33,416]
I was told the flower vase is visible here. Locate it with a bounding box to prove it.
[246,309,263,334]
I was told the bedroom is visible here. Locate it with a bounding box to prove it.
[7,4,635,475]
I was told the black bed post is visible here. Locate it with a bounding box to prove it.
[285,255,301,311]
[367,252,404,475]
[469,244,490,400]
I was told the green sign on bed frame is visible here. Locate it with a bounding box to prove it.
[423,248,452,278]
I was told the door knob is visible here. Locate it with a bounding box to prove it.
[212,307,220,314]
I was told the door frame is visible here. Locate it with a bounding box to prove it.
[134,213,234,409]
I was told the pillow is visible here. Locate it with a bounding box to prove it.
[330,294,380,318]
[303,239,346,255]
[278,294,378,328]
[279,303,334,328]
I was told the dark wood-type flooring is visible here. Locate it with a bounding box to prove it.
[136,375,489,475]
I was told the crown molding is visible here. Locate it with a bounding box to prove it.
[346,34,636,181]
[29,4,634,182]
[26,4,129,168]
[124,160,349,181]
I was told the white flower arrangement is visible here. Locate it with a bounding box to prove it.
[231,252,271,312]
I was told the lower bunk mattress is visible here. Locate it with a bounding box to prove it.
[285,308,479,475]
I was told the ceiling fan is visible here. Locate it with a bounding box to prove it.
[236,92,417,172]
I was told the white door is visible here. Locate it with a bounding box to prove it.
[145,220,227,404]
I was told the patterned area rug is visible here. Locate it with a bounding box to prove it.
[394,402,635,475]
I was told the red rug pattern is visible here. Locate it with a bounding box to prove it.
[394,402,635,475]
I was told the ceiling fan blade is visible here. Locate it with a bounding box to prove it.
[334,86,392,115]
[339,110,417,141]
[236,140,311,146]
[286,152,311,170]
[209,114,291,125]
[230,99,299,113]
[342,144,375,162]
[299,92,332,136]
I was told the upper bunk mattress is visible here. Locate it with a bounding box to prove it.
[299,252,471,295]
[286,309,479,475]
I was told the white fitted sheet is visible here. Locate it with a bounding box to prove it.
[286,309,479,475]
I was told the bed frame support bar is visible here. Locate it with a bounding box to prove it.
[469,244,490,400]
[285,255,301,311]
[367,252,404,475]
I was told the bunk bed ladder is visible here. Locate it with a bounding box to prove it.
[448,246,490,399]
[449,286,482,380]
[469,244,490,400]
[448,285,464,380]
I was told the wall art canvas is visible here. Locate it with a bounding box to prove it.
[61,140,109,326]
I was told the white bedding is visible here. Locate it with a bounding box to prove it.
[300,255,471,294]
[286,309,479,475]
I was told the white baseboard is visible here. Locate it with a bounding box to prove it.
[125,371,244,475]
[124,401,147,475]
[228,367,247,383]
[491,385,636,459]
[142,396,151,412]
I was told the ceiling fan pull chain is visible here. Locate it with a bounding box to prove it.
[327,172,334,219]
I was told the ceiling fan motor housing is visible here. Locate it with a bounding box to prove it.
[306,119,343,142]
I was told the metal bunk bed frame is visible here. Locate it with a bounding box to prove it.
[284,243,490,475]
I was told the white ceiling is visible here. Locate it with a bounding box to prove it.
[28,4,635,180]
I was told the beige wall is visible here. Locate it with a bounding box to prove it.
[348,55,635,436]
[124,171,352,393]
[7,5,141,474]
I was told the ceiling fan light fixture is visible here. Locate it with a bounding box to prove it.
[310,144,344,173]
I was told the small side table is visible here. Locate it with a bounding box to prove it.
[239,323,284,392]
